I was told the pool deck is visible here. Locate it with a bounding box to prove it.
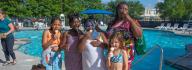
[165,45,192,70]
[0,38,40,70]
[0,38,66,70]
[147,28,192,36]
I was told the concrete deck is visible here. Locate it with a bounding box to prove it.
[0,38,40,70]
[151,28,192,36]
[173,30,192,36]
[165,45,192,70]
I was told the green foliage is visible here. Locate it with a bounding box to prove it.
[156,0,191,20]
[127,1,145,19]
[183,0,192,19]
[0,0,104,18]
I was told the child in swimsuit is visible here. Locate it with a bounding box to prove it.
[41,17,62,70]
[107,33,129,70]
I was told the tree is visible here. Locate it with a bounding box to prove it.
[183,0,192,19]
[63,0,104,15]
[0,0,105,18]
[156,0,186,20]
[127,1,145,19]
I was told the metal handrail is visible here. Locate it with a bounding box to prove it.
[132,45,164,70]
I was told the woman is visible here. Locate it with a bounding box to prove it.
[105,2,143,69]
[60,14,83,70]
[0,9,16,65]
[78,19,108,70]
[41,17,62,70]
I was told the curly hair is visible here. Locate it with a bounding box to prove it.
[68,13,80,24]
[109,32,125,49]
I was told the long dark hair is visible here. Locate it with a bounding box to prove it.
[114,2,128,24]
[106,2,128,31]
[49,17,61,31]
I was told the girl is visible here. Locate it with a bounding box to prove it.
[107,33,129,70]
[78,17,108,70]
[41,17,62,70]
[0,9,16,65]
[60,14,83,70]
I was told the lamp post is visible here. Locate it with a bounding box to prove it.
[60,0,65,29]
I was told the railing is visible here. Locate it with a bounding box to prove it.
[132,45,164,70]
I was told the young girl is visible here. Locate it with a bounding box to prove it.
[107,33,129,70]
[41,17,62,70]
[60,14,83,70]
[78,17,108,70]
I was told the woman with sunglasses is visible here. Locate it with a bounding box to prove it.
[78,17,108,70]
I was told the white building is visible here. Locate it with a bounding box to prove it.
[141,8,161,21]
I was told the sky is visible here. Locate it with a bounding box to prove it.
[101,0,164,9]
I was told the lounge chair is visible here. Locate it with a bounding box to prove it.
[156,23,165,30]
[170,23,179,31]
[178,24,189,33]
[186,27,192,34]
[164,23,171,30]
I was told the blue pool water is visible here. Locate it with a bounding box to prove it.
[14,29,192,70]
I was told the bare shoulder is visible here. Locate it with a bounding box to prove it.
[42,29,50,35]
[122,50,128,55]
[43,29,49,33]
[63,31,68,35]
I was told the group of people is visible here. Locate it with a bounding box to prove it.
[41,2,143,70]
[0,2,144,70]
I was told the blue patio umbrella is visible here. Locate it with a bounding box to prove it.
[80,9,113,15]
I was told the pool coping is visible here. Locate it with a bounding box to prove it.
[143,28,192,36]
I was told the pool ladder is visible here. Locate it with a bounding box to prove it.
[132,45,164,70]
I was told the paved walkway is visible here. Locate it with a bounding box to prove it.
[165,44,192,70]
[0,39,40,70]
[0,38,66,70]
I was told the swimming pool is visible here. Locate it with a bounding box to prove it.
[14,29,192,70]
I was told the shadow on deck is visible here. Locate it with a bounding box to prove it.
[165,44,192,70]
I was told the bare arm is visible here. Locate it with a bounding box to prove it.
[99,32,108,45]
[42,30,54,50]
[107,51,112,70]
[123,50,128,70]
[4,23,15,35]
[91,32,109,48]
[78,32,90,53]
[59,32,68,50]
[126,15,142,38]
